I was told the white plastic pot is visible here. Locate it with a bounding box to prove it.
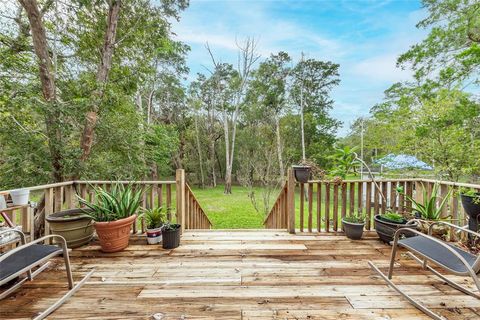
[146,228,162,245]
[0,195,6,210]
[10,189,30,206]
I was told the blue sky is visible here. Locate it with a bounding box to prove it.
[171,0,427,136]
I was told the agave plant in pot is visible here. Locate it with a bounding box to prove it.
[141,207,166,245]
[398,183,452,239]
[78,184,144,253]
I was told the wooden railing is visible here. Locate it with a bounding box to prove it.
[185,184,212,229]
[264,168,480,234]
[0,169,212,240]
[264,181,288,229]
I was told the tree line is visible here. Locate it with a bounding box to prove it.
[0,0,341,207]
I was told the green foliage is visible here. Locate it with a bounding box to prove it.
[343,214,365,224]
[459,187,480,204]
[141,207,166,229]
[380,212,405,223]
[329,146,360,179]
[162,222,181,231]
[398,183,452,220]
[398,0,480,85]
[78,183,145,222]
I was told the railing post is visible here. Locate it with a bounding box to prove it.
[176,169,186,234]
[287,168,295,234]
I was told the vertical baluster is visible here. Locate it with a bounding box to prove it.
[440,184,448,218]
[374,182,379,216]
[390,181,397,212]
[406,181,413,214]
[54,186,63,213]
[166,184,172,222]
[341,183,347,224]
[357,181,363,215]
[398,181,405,214]
[365,182,372,230]
[149,186,155,209]
[349,182,355,216]
[317,182,322,232]
[158,184,163,208]
[308,182,313,232]
[300,183,304,232]
[333,184,339,231]
[381,181,388,213]
[44,188,54,241]
[325,183,330,232]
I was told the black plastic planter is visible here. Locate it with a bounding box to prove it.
[461,194,480,233]
[374,214,417,244]
[292,165,311,183]
[342,219,364,240]
[162,224,181,249]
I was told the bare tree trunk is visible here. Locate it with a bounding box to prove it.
[223,109,232,194]
[209,139,216,187]
[300,52,306,162]
[136,91,147,176]
[19,0,64,182]
[79,0,121,167]
[194,114,205,188]
[275,115,284,177]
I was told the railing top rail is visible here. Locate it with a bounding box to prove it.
[0,180,177,194]
[418,179,480,189]
[0,181,75,194]
[74,180,176,185]
[306,178,423,183]
[306,178,480,189]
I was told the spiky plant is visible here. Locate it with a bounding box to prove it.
[77,183,145,222]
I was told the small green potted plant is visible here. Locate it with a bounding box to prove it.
[161,222,181,249]
[374,212,416,243]
[342,214,365,240]
[78,183,144,253]
[141,207,166,245]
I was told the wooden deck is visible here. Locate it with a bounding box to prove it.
[1,230,480,319]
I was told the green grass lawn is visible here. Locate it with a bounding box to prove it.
[191,185,271,229]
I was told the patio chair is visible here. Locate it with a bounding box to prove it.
[368,220,480,320]
[0,228,94,320]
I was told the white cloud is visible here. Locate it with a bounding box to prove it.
[349,53,412,82]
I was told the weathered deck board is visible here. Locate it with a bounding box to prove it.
[1,230,479,319]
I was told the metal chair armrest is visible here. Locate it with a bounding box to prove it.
[427,220,480,238]
[0,228,26,245]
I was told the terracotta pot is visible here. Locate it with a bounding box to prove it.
[93,214,136,253]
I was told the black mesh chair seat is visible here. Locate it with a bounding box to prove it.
[0,244,62,282]
[398,236,477,273]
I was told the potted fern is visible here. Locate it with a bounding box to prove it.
[78,183,144,253]
[142,207,166,245]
